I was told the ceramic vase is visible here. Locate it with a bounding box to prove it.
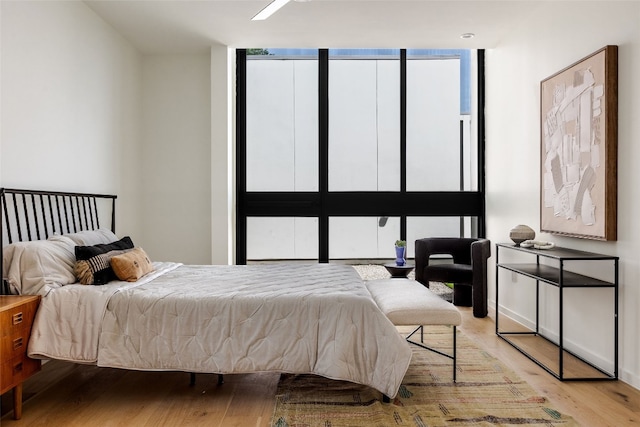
[509,224,535,245]
[395,246,406,266]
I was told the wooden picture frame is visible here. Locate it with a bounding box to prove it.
[540,45,618,241]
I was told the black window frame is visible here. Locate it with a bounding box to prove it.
[236,49,486,264]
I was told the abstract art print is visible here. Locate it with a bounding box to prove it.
[540,45,618,240]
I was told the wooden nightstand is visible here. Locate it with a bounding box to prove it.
[1,295,41,420]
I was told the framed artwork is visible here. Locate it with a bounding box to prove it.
[540,45,618,241]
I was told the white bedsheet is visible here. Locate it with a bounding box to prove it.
[29,263,412,397]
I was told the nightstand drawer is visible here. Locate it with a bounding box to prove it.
[0,355,40,394]
[1,331,31,360]
[0,299,38,337]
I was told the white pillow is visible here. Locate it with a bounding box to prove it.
[3,235,77,296]
[57,228,118,246]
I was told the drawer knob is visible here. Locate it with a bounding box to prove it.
[12,312,23,325]
[13,362,23,375]
[13,337,23,350]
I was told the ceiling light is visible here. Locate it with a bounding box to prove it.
[460,33,475,39]
[252,0,291,21]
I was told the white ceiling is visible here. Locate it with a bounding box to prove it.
[84,0,544,54]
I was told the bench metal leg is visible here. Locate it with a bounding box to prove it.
[406,325,457,382]
[453,326,457,382]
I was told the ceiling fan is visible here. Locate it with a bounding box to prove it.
[252,0,311,21]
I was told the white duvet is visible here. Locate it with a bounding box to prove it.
[29,263,412,398]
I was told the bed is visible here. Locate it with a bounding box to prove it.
[1,188,412,399]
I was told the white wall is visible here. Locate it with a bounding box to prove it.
[210,46,235,265]
[1,2,229,265]
[0,1,142,235]
[140,54,211,263]
[485,1,640,388]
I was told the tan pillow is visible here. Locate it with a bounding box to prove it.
[110,247,154,282]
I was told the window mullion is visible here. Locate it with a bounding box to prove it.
[400,49,407,241]
[318,49,329,263]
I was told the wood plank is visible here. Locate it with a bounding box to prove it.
[462,308,639,427]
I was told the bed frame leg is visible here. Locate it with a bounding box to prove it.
[382,394,390,403]
[189,373,223,386]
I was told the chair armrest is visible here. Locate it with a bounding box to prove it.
[414,238,430,283]
[471,239,491,278]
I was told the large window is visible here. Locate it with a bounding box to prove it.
[237,49,484,263]
[246,52,318,192]
[407,55,460,191]
[328,50,400,192]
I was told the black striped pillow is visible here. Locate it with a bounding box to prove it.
[74,236,134,285]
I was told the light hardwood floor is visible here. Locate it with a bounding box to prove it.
[2,307,639,426]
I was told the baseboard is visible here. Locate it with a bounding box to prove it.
[494,302,535,329]
[620,367,640,390]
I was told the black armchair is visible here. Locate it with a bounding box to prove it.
[415,237,491,318]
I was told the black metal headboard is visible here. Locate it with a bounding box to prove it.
[1,188,117,294]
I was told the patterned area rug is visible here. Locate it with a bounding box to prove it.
[271,327,578,427]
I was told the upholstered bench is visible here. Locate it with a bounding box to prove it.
[365,278,462,382]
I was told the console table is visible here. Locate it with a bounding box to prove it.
[495,243,618,381]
